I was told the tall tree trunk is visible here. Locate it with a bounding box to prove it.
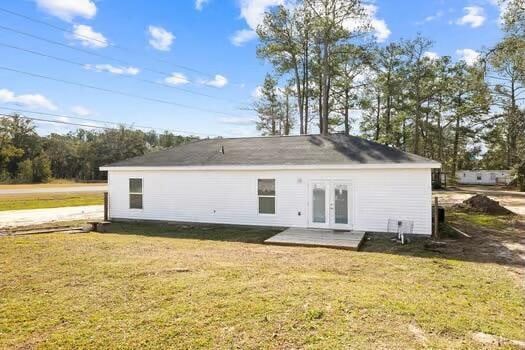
[375,91,381,141]
[437,95,443,162]
[452,114,461,179]
[271,108,276,136]
[293,62,304,136]
[321,43,329,135]
[402,114,407,151]
[385,71,392,145]
[318,72,323,134]
[344,88,349,135]
[302,29,309,135]
[508,77,518,167]
[284,92,290,135]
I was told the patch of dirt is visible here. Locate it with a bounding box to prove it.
[472,332,525,348]
[453,194,515,215]
[408,324,428,344]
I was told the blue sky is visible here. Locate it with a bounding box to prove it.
[0,0,505,137]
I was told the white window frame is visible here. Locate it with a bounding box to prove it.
[257,178,276,215]
[129,177,144,210]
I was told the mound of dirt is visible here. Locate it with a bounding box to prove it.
[453,194,515,215]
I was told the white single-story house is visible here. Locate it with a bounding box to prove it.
[456,170,512,185]
[100,135,441,235]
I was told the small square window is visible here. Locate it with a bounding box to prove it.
[258,179,275,196]
[129,178,142,193]
[129,194,143,209]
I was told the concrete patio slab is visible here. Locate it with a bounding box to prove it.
[264,227,366,250]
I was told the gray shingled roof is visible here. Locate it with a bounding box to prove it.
[102,134,439,167]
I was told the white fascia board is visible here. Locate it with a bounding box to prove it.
[100,163,441,172]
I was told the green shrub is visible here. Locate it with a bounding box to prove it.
[15,159,33,183]
[33,153,52,183]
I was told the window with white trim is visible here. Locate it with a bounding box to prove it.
[129,178,143,209]
[258,179,275,214]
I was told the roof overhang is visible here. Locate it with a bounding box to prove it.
[100,162,441,172]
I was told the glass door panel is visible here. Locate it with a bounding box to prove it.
[333,184,348,224]
[309,181,329,228]
[312,185,326,223]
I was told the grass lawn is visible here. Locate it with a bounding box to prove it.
[0,182,105,189]
[0,193,103,211]
[448,211,518,230]
[1,222,523,349]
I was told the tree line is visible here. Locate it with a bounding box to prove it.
[254,0,525,186]
[0,115,196,183]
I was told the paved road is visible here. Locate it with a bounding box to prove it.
[0,185,107,195]
[0,205,103,228]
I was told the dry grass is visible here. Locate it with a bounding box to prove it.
[0,182,105,189]
[0,193,103,211]
[0,222,523,349]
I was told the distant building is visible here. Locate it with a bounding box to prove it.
[456,170,512,185]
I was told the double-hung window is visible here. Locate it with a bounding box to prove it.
[258,179,275,214]
[129,178,143,209]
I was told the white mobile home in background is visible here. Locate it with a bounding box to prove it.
[101,135,441,235]
[456,170,512,185]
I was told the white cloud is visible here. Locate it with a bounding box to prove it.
[70,105,91,116]
[56,116,70,123]
[148,26,174,51]
[425,10,444,22]
[231,0,284,46]
[201,74,228,88]
[240,0,284,30]
[195,0,209,10]
[364,5,391,42]
[417,10,444,24]
[0,88,57,110]
[72,24,108,48]
[85,64,140,75]
[35,0,96,22]
[343,4,391,43]
[219,117,256,125]
[456,6,486,28]
[456,48,480,66]
[231,29,258,46]
[164,73,189,86]
[423,51,439,60]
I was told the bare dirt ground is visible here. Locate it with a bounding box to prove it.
[433,186,525,284]
[435,185,525,216]
[0,205,103,229]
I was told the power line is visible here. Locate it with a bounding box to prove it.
[0,65,250,119]
[0,107,219,137]
[0,41,242,104]
[1,112,113,130]
[0,24,169,76]
[0,6,229,81]
[0,24,232,93]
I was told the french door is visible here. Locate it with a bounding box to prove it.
[308,180,352,229]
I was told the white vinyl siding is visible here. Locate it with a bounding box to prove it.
[107,168,432,235]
